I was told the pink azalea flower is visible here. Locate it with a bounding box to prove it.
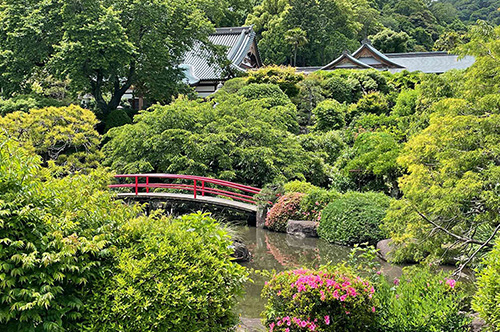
[324,315,330,325]
[446,279,456,289]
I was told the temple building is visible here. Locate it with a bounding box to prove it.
[297,39,475,74]
[182,26,262,97]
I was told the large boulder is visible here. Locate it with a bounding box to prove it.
[232,240,251,262]
[376,239,393,261]
[286,220,318,238]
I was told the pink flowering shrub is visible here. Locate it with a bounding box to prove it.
[265,193,305,232]
[262,267,376,331]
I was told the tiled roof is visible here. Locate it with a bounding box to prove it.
[321,51,374,70]
[385,52,475,73]
[352,40,404,69]
[182,26,258,82]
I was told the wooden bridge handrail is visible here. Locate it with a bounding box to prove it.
[109,174,263,205]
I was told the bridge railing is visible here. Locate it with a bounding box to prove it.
[108,174,262,205]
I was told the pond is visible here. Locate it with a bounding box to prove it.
[233,225,405,319]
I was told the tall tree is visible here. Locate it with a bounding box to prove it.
[285,28,308,66]
[0,0,215,115]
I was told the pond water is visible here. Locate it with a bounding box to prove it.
[233,225,405,319]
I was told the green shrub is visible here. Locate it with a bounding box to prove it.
[473,238,500,331]
[82,213,247,331]
[0,105,103,173]
[301,188,340,222]
[355,92,390,115]
[392,89,418,117]
[237,83,291,107]
[312,99,346,131]
[104,108,132,132]
[284,180,318,194]
[246,66,304,98]
[265,193,305,232]
[318,192,390,245]
[0,94,66,115]
[322,76,353,104]
[262,266,377,331]
[0,136,136,330]
[220,77,248,94]
[375,267,471,331]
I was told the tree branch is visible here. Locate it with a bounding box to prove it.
[414,208,493,247]
[454,223,500,278]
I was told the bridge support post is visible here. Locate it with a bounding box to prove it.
[256,205,267,228]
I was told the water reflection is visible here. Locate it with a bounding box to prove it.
[235,226,363,318]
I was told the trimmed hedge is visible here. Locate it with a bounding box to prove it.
[318,192,390,245]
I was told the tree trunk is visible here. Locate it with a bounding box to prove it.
[91,63,135,117]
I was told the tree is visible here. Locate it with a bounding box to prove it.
[247,0,365,66]
[0,0,216,116]
[102,91,329,187]
[0,105,103,173]
[371,28,411,53]
[285,28,308,66]
[382,107,500,266]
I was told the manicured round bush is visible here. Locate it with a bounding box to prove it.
[318,192,390,245]
[265,193,305,232]
[473,238,500,331]
[262,267,377,331]
[237,83,291,107]
[322,76,353,104]
[312,99,346,131]
[284,180,318,194]
[104,108,132,132]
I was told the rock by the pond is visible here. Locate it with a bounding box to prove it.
[377,239,393,261]
[232,240,251,262]
[287,220,318,238]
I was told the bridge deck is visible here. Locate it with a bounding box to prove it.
[116,192,258,213]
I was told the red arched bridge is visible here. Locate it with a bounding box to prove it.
[109,174,263,213]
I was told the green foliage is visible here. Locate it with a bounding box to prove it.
[321,75,354,104]
[312,100,346,131]
[370,29,411,53]
[237,83,292,108]
[103,93,328,187]
[0,0,215,114]
[220,77,248,94]
[382,110,500,263]
[318,192,390,245]
[246,66,304,98]
[374,267,472,331]
[473,238,500,331]
[0,94,68,116]
[0,105,103,173]
[262,267,377,331]
[284,180,318,194]
[341,132,401,195]
[265,193,305,232]
[246,0,365,66]
[355,92,390,115]
[82,213,247,331]
[300,188,340,222]
[104,108,132,132]
[392,89,418,117]
[0,136,137,330]
[297,130,346,165]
